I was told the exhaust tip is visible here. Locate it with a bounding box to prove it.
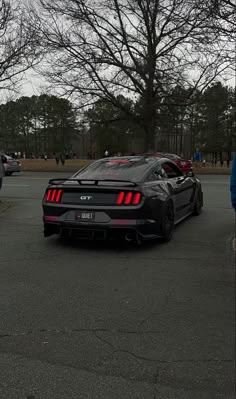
[125,233,135,242]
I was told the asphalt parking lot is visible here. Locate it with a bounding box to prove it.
[0,173,235,399]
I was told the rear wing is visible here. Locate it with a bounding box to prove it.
[48,178,137,187]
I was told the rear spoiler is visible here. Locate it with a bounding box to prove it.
[48,178,137,187]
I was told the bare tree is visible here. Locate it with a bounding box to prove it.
[0,0,41,94]
[32,0,233,149]
[208,0,235,73]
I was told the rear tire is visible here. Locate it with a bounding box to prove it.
[193,191,203,216]
[161,201,175,242]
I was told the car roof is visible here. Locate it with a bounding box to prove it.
[74,155,170,183]
[98,155,177,166]
[1,154,11,159]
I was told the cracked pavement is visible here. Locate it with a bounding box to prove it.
[0,173,235,398]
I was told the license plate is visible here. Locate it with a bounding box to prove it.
[76,211,94,221]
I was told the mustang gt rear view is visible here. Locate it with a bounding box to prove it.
[42,156,203,243]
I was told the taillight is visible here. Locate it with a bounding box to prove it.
[116,191,142,206]
[124,192,133,205]
[133,192,141,205]
[117,191,125,205]
[45,189,63,203]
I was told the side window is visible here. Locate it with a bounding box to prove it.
[162,162,182,178]
[150,166,168,180]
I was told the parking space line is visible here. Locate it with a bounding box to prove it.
[4,184,30,187]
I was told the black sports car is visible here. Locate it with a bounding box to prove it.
[42,156,203,243]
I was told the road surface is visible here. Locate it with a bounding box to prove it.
[0,173,235,399]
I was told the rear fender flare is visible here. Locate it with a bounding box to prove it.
[165,197,176,215]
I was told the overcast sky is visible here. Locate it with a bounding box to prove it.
[20,70,235,100]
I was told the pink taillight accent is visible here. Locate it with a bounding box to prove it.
[133,192,141,205]
[114,219,129,225]
[51,190,57,202]
[46,189,63,203]
[44,216,59,222]
[116,191,142,205]
[56,189,63,203]
[46,190,52,201]
[117,191,125,205]
[124,192,133,205]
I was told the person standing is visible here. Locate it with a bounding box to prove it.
[230,154,236,211]
[60,153,65,165]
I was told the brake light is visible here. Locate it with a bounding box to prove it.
[124,192,133,205]
[116,191,142,205]
[45,189,63,203]
[133,192,141,205]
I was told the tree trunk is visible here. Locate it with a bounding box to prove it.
[143,91,156,152]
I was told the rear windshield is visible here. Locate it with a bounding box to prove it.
[74,157,155,181]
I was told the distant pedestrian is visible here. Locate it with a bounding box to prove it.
[104,150,109,157]
[230,154,236,212]
[203,159,206,167]
[220,159,224,167]
[227,159,230,168]
[44,153,47,161]
[60,153,65,165]
[55,154,59,165]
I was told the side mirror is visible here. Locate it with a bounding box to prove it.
[1,156,7,164]
[186,171,194,178]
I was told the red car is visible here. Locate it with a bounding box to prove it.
[147,152,193,174]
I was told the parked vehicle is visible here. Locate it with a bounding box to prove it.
[42,155,203,244]
[147,152,193,174]
[0,156,4,190]
[163,153,193,174]
[0,154,21,176]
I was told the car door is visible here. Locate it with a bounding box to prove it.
[161,161,194,217]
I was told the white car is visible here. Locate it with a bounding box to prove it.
[0,154,21,176]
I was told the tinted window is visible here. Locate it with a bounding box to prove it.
[74,157,156,181]
[162,162,182,178]
[150,165,167,180]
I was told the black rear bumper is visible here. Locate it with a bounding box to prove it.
[43,219,161,241]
